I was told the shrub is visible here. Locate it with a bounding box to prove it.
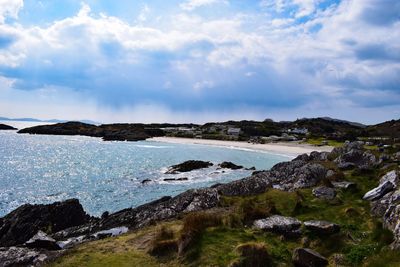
[238,198,277,224]
[346,244,377,265]
[148,239,178,257]
[178,212,223,255]
[148,225,177,257]
[230,242,272,267]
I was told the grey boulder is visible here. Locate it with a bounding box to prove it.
[304,220,340,235]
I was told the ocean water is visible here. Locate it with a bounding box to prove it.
[0,130,291,217]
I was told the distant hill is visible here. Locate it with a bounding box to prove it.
[365,119,400,139]
[0,117,100,125]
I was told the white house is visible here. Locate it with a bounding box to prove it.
[227,128,241,136]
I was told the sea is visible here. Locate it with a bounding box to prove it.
[0,121,291,217]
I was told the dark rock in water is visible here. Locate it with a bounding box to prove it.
[331,181,357,191]
[218,161,243,170]
[165,160,213,174]
[312,186,336,200]
[304,220,340,235]
[292,248,328,267]
[141,179,152,184]
[163,178,189,182]
[25,230,61,250]
[0,246,59,267]
[245,166,256,171]
[0,199,89,247]
[254,215,302,237]
[0,124,16,130]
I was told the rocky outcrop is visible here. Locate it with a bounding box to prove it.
[0,246,60,267]
[253,215,302,237]
[304,220,340,235]
[0,124,16,130]
[0,199,89,247]
[216,172,272,196]
[56,188,220,238]
[18,121,165,142]
[365,170,400,249]
[292,248,328,267]
[25,231,61,250]
[312,186,336,200]
[218,162,243,170]
[363,181,394,201]
[165,160,213,174]
[330,142,377,170]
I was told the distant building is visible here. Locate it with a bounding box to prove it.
[227,128,241,136]
[288,128,308,135]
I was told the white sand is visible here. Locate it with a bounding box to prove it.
[149,137,333,158]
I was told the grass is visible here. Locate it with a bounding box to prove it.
[304,137,343,147]
[49,167,400,267]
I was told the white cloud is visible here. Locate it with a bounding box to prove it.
[0,0,23,23]
[0,1,399,123]
[180,0,228,11]
[193,80,214,91]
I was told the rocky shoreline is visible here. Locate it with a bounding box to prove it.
[0,141,399,266]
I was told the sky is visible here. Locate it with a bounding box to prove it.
[0,0,399,124]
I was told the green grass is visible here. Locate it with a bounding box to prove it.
[304,137,343,147]
[49,169,400,267]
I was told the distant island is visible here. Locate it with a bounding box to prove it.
[0,124,17,130]
[16,117,400,146]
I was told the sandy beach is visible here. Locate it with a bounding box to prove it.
[149,137,333,157]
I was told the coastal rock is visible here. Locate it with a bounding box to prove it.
[0,199,89,247]
[363,181,394,201]
[312,186,336,200]
[334,149,377,170]
[268,161,328,191]
[163,178,188,182]
[254,215,302,236]
[292,248,328,267]
[304,220,340,235]
[25,231,61,250]
[218,161,243,170]
[309,151,329,161]
[165,160,213,174]
[0,246,59,267]
[0,124,16,130]
[216,172,272,196]
[96,188,219,231]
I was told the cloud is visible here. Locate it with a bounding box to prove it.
[0,0,399,124]
[0,0,24,23]
[180,0,228,11]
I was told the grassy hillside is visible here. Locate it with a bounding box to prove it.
[49,166,400,267]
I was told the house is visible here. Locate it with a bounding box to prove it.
[288,128,308,135]
[227,128,241,136]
